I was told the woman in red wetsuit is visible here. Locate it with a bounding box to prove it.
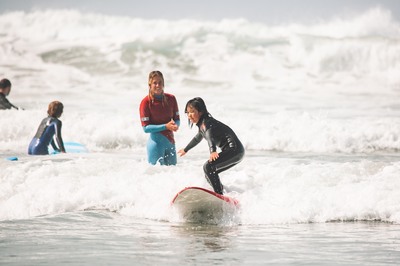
[178,97,245,195]
[139,71,180,165]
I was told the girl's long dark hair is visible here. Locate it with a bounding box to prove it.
[185,97,210,127]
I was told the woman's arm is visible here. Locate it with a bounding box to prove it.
[143,124,166,133]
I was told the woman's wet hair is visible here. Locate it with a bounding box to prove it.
[148,70,164,87]
[0,78,11,89]
[47,101,64,118]
[148,70,168,106]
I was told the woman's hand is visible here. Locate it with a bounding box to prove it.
[209,152,219,162]
[178,149,186,157]
[166,119,179,132]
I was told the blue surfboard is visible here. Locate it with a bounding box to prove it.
[5,141,88,161]
[51,141,88,154]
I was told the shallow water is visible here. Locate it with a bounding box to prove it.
[1,210,399,265]
[2,150,400,265]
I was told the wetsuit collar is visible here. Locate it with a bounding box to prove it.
[196,113,208,127]
[154,94,164,101]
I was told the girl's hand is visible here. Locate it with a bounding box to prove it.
[178,149,186,157]
[209,152,219,162]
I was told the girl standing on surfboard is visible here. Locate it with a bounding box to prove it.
[139,70,180,165]
[28,101,66,155]
[178,97,245,195]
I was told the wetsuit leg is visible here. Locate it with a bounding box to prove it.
[147,134,165,165]
[28,138,48,155]
[203,162,224,194]
[163,144,177,166]
[147,133,177,166]
[28,138,37,155]
[203,148,245,195]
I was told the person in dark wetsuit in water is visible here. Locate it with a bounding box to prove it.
[28,101,66,155]
[178,97,245,195]
[0,78,20,110]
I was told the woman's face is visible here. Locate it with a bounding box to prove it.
[186,105,202,124]
[149,76,164,96]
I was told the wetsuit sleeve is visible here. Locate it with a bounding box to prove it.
[53,120,65,152]
[50,139,58,151]
[142,119,180,133]
[0,94,19,110]
[184,131,203,152]
[8,101,19,110]
[143,124,166,133]
[204,127,217,153]
[139,97,151,127]
[171,95,180,123]
[142,120,180,133]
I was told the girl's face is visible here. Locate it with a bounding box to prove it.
[149,76,164,96]
[186,105,202,124]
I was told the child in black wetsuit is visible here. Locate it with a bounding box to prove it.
[28,101,66,155]
[178,97,245,195]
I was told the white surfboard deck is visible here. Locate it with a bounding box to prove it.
[171,187,239,223]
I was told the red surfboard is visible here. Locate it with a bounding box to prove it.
[171,187,239,223]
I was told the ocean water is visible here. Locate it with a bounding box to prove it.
[1,7,400,265]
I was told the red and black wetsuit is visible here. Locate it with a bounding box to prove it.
[183,113,245,194]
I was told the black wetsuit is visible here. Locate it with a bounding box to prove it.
[183,114,245,194]
[28,116,65,155]
[0,93,18,110]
